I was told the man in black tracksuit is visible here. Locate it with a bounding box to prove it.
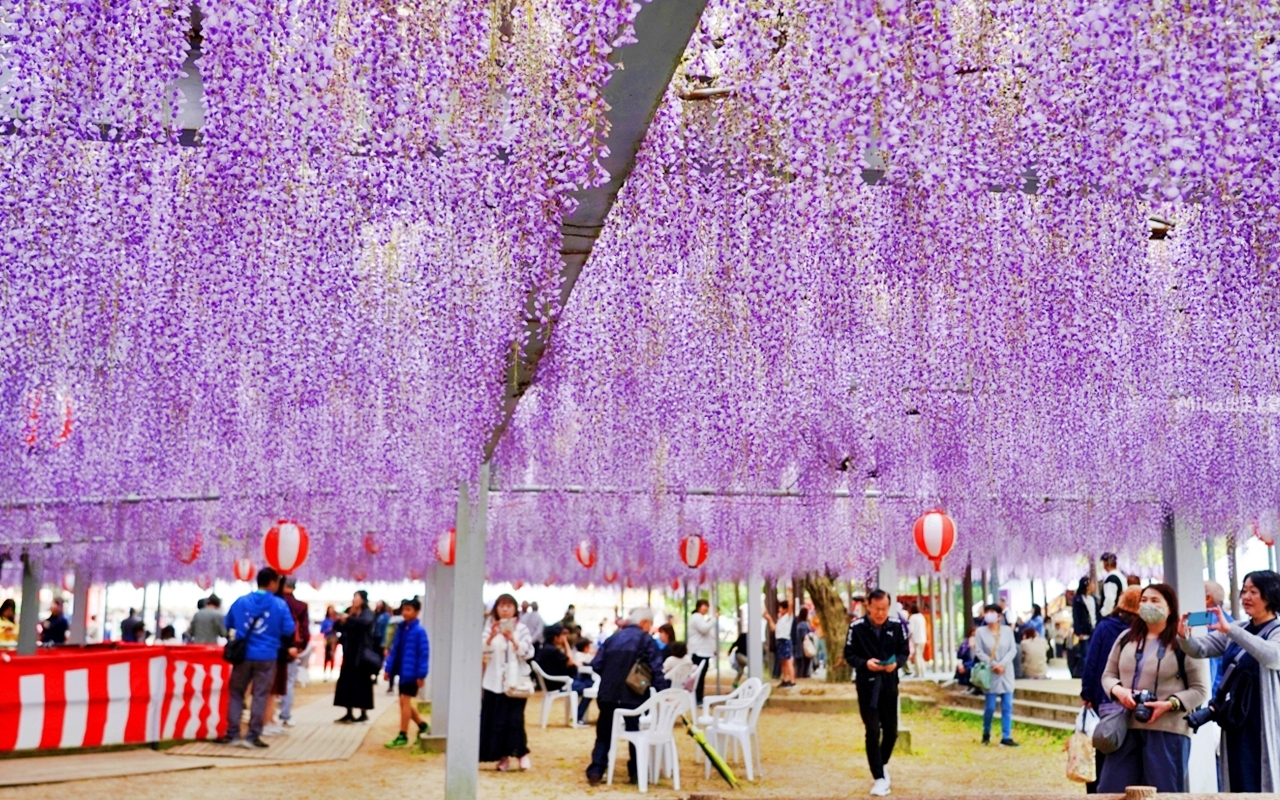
[844,588,911,796]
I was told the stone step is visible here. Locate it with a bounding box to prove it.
[1016,686,1083,707]
[941,704,1077,733]
[947,692,1080,725]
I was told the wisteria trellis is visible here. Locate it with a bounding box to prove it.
[3,0,1279,583]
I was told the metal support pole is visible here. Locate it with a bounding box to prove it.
[1205,538,1217,582]
[713,582,721,694]
[1228,535,1242,619]
[154,582,164,634]
[18,552,41,655]
[445,464,488,800]
[747,575,764,682]
[420,563,436,703]
[69,568,89,645]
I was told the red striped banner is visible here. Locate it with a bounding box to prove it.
[0,645,229,752]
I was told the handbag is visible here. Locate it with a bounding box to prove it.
[1066,707,1098,783]
[360,644,384,673]
[970,627,1000,693]
[222,613,263,665]
[502,648,535,698]
[802,633,817,659]
[1091,702,1130,754]
[626,658,654,696]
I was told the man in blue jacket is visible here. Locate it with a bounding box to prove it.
[383,597,430,748]
[216,567,296,748]
[585,607,669,786]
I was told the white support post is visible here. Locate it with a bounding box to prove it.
[17,552,41,655]
[433,495,462,739]
[69,567,89,645]
[419,563,436,703]
[747,575,764,683]
[445,464,488,800]
[1162,509,1216,793]
[877,557,898,607]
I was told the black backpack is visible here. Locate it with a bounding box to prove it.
[222,612,263,665]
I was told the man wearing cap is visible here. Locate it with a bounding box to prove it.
[1080,586,1142,794]
[1098,553,1126,618]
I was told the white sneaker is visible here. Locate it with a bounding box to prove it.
[282,719,296,728]
[870,777,891,796]
[233,738,255,749]
[261,724,285,736]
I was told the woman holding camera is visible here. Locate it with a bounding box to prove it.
[1179,570,1280,792]
[1098,583,1210,793]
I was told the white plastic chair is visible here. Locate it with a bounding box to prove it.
[531,661,579,729]
[580,667,601,723]
[698,677,761,727]
[705,682,771,781]
[684,658,709,715]
[607,688,686,792]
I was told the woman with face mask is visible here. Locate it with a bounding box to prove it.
[974,604,1019,746]
[1178,570,1280,792]
[1097,583,1210,793]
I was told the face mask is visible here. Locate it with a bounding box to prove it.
[1138,603,1166,624]
[983,612,999,624]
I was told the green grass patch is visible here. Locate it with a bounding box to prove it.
[938,706,1072,745]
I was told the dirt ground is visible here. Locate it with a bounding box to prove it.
[0,679,1084,799]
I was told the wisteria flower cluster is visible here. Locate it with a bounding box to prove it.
[0,0,647,581]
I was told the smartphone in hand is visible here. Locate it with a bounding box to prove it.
[881,655,897,666]
[1185,610,1217,627]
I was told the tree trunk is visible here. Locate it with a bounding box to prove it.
[804,572,852,683]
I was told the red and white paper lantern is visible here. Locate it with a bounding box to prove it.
[233,558,256,582]
[435,528,456,566]
[23,388,75,451]
[575,540,597,569]
[679,535,708,569]
[603,570,618,584]
[171,531,203,565]
[1254,521,1276,547]
[195,574,213,591]
[263,520,309,575]
[363,533,380,555]
[61,572,75,593]
[913,510,957,572]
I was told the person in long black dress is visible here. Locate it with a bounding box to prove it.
[334,590,378,723]
[480,593,535,770]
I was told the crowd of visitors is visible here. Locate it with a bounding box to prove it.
[9,555,1280,797]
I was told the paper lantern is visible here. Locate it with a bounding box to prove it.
[263,520,310,574]
[61,572,75,593]
[408,567,424,581]
[363,533,380,555]
[195,575,213,591]
[132,580,146,590]
[670,577,681,591]
[233,558,256,582]
[171,530,203,565]
[512,580,524,590]
[352,567,367,582]
[913,509,957,572]
[23,388,74,451]
[575,540,597,569]
[603,570,618,584]
[1254,521,1275,546]
[544,574,558,586]
[435,528,456,566]
[679,535,708,569]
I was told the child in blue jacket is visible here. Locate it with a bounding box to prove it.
[384,597,430,748]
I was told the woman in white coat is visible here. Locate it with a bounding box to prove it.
[480,593,535,771]
[974,603,1019,747]
[1179,570,1280,792]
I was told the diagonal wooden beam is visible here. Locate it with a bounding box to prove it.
[483,0,709,461]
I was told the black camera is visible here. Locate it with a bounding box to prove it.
[1186,703,1217,732]
[1131,690,1158,723]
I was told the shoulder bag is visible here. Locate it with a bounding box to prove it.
[802,633,818,659]
[222,612,263,665]
[970,628,1000,693]
[626,657,654,696]
[1093,632,1153,755]
[502,644,536,698]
